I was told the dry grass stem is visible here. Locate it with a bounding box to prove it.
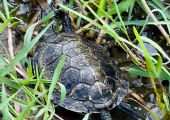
[74,0,87,15]
[96,17,109,45]
[75,19,98,34]
[141,0,170,45]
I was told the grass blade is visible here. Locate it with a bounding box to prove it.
[46,55,66,106]
[107,0,136,15]
[58,4,105,34]
[35,108,46,119]
[13,20,54,65]
[1,83,10,120]
[16,90,47,120]
[97,0,106,16]
[57,82,66,104]
[133,27,157,76]
[3,0,10,19]
[163,92,170,112]
[82,113,90,120]
[156,56,162,77]
[0,10,6,21]
[0,76,20,89]
[47,0,52,4]
[0,55,8,66]
[0,88,22,110]
[128,65,170,82]
[0,18,13,33]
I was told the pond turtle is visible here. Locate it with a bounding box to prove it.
[33,10,147,120]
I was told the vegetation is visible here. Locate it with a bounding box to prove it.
[0,0,169,120]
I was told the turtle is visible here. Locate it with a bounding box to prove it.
[32,10,147,120]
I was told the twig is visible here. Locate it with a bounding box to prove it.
[75,19,98,34]
[130,91,147,106]
[74,0,87,15]
[140,0,170,45]
[7,26,14,58]
[47,109,64,120]
[19,10,41,32]
[28,10,41,26]
[5,25,28,78]
[96,17,109,45]
[5,58,28,78]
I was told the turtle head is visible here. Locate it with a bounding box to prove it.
[54,10,74,33]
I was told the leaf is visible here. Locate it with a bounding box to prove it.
[97,0,106,16]
[39,10,55,24]
[0,76,20,89]
[107,0,136,15]
[128,65,170,82]
[24,22,39,47]
[47,105,55,120]
[1,83,10,120]
[47,0,52,4]
[133,27,157,76]
[35,108,46,119]
[16,90,47,120]
[57,82,66,104]
[0,18,13,33]
[24,10,55,48]
[0,54,8,66]
[140,36,170,63]
[3,0,10,19]
[156,56,162,77]
[82,113,90,120]
[13,20,54,65]
[0,88,22,110]
[0,10,6,21]
[9,73,47,107]
[8,104,18,117]
[46,55,66,106]
[163,92,170,112]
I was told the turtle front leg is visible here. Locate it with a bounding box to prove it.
[100,110,112,120]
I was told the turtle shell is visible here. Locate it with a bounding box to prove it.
[33,32,129,113]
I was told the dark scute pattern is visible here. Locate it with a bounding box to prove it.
[72,101,88,113]
[43,56,71,80]
[42,44,62,65]
[80,67,96,85]
[60,68,80,94]
[71,83,90,100]
[47,55,71,78]
[63,41,90,58]
[34,33,128,113]
[40,30,57,42]
[101,110,112,120]
[101,62,117,78]
[90,82,112,104]
[71,54,89,68]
